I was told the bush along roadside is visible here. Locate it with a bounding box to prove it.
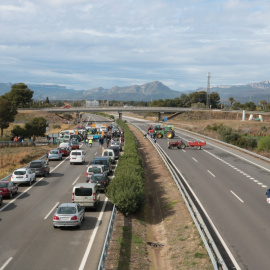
[107,119,145,216]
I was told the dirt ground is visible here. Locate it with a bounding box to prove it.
[105,125,212,270]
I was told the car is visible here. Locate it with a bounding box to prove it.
[72,183,100,209]
[29,160,50,177]
[57,147,70,156]
[59,142,71,152]
[70,150,85,165]
[61,105,70,109]
[93,156,112,175]
[111,140,122,151]
[86,164,107,181]
[87,173,110,192]
[108,145,120,159]
[11,168,36,186]
[70,141,80,150]
[100,126,108,133]
[102,149,116,163]
[53,203,85,228]
[48,149,62,161]
[0,181,18,199]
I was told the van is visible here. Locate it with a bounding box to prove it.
[86,164,107,180]
[70,150,86,165]
[72,183,100,209]
[108,145,120,159]
[102,149,116,163]
[93,156,112,175]
[59,142,71,152]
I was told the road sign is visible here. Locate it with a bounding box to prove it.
[164,118,168,122]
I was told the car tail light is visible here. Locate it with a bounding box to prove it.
[26,175,28,178]
[86,172,88,177]
[42,166,45,172]
[2,188,9,192]
[72,193,74,201]
[71,215,77,220]
[54,215,59,220]
[11,175,14,178]
[93,193,96,201]
[104,181,106,184]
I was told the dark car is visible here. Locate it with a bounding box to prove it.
[57,147,70,156]
[108,145,120,159]
[0,181,18,199]
[70,141,80,150]
[87,173,110,191]
[29,160,50,177]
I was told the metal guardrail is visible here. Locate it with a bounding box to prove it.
[131,123,228,270]
[97,204,117,270]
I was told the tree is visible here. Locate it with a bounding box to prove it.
[209,92,220,108]
[228,97,236,109]
[24,117,48,136]
[243,102,256,111]
[0,95,17,136]
[5,83,34,108]
[259,100,267,110]
[45,97,50,104]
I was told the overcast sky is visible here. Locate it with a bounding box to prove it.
[1,0,270,92]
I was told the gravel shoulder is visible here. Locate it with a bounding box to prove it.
[106,124,212,269]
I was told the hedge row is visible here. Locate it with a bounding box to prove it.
[107,120,145,216]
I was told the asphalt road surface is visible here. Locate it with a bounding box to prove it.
[0,114,114,270]
[123,114,270,270]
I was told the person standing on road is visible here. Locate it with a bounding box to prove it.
[266,189,270,198]
[89,139,93,147]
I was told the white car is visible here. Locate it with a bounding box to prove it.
[70,150,86,165]
[11,168,36,186]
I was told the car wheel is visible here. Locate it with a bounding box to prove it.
[77,221,81,229]
[53,225,57,229]
[29,180,32,186]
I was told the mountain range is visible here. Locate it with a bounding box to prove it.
[1,80,270,103]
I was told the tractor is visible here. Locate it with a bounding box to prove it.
[156,125,175,139]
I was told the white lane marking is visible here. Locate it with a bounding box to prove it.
[192,158,198,162]
[207,170,216,178]
[230,191,244,203]
[95,152,97,155]
[0,257,13,270]
[72,176,80,186]
[79,197,108,270]
[253,180,259,183]
[182,150,186,153]
[44,202,59,219]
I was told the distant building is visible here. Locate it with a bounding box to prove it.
[86,100,99,107]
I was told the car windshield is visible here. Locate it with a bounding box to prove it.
[14,171,26,175]
[57,207,76,214]
[0,183,8,188]
[50,151,58,154]
[71,152,81,156]
[30,162,43,168]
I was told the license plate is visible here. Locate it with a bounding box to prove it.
[72,157,76,159]
[61,217,70,221]
[16,176,23,178]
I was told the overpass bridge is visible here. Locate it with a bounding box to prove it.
[42,107,194,121]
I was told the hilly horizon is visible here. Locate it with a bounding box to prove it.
[1,80,270,103]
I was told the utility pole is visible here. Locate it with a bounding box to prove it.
[207,72,211,107]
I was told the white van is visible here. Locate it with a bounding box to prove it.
[72,183,100,209]
[59,142,71,152]
[102,149,116,163]
[70,150,86,165]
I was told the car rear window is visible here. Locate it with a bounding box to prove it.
[71,152,81,156]
[50,151,58,154]
[75,188,92,196]
[57,207,76,214]
[91,176,104,182]
[88,167,101,173]
[0,183,8,188]
[14,171,26,175]
[30,162,43,168]
[94,159,107,166]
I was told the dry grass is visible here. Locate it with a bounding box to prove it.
[0,145,53,179]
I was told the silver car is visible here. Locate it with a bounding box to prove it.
[53,203,85,228]
[48,149,62,161]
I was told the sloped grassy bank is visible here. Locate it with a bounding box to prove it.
[107,119,145,215]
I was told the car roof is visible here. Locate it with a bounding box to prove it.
[91,173,105,176]
[31,160,45,163]
[94,156,110,160]
[87,164,105,168]
[74,182,97,188]
[14,168,27,171]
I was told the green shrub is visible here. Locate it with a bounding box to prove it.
[218,126,240,143]
[257,136,270,152]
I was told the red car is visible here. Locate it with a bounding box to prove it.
[0,181,18,199]
[61,105,70,109]
[57,147,70,156]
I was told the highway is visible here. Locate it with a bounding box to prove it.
[0,114,114,270]
[123,115,270,270]
[1,112,269,270]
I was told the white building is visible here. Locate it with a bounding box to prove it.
[86,100,99,107]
